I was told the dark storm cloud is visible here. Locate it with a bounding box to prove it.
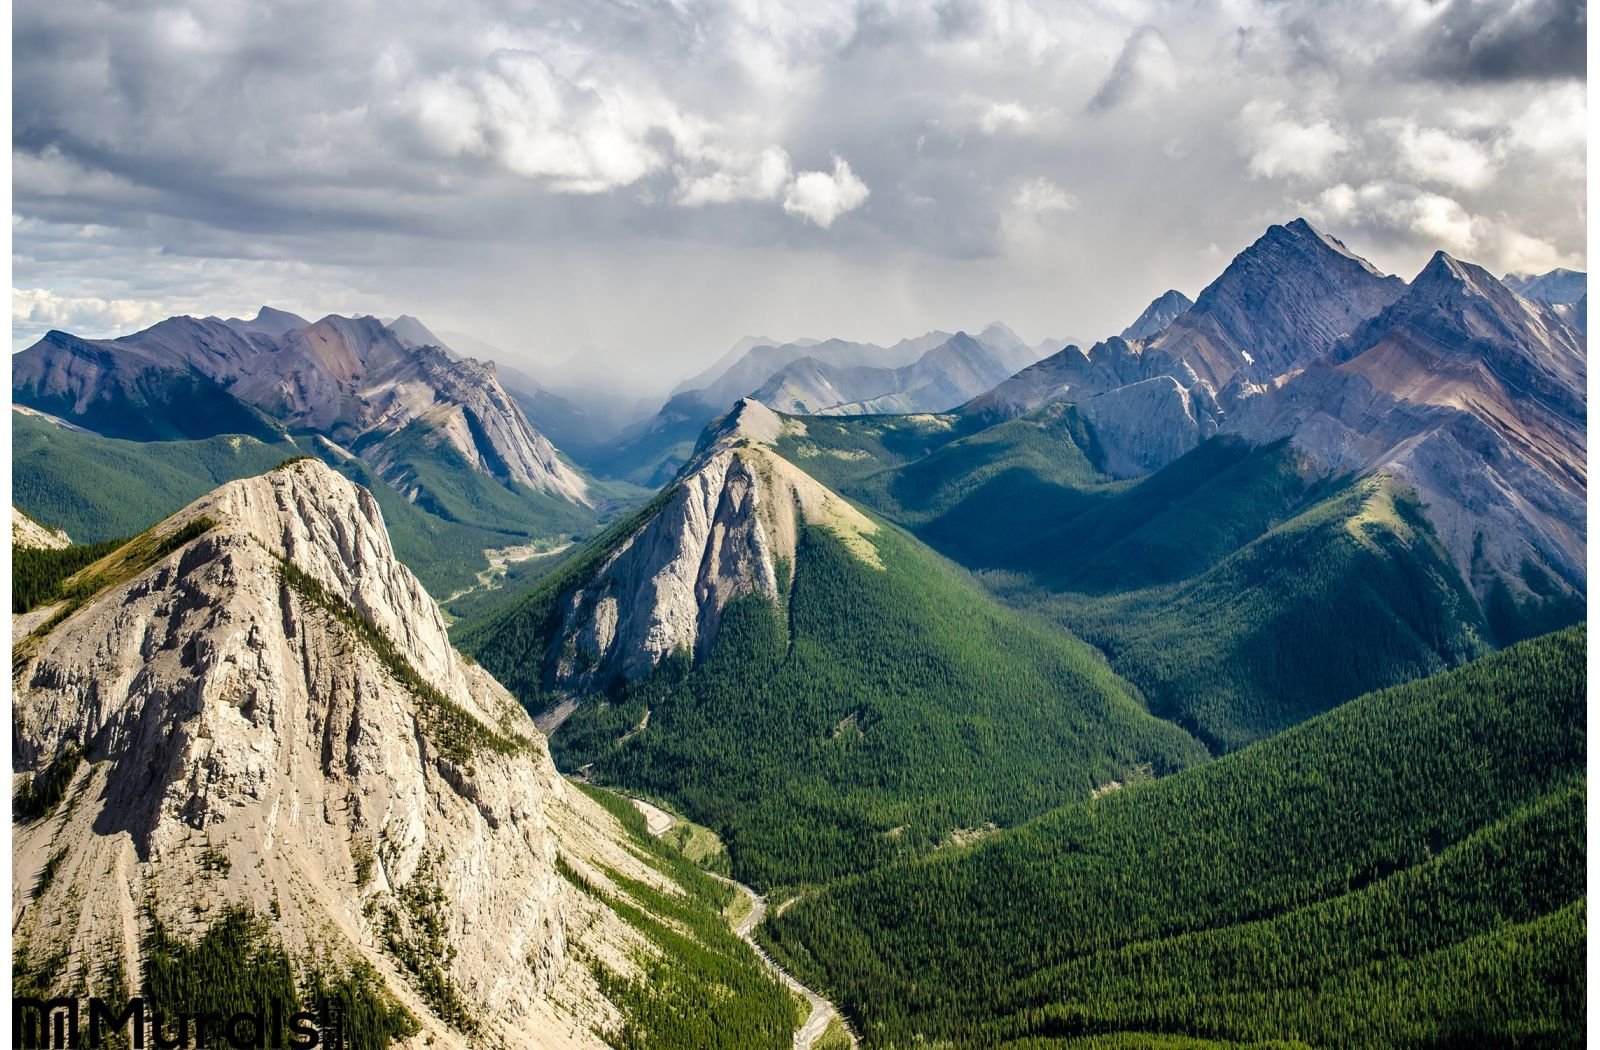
[1414,0,1586,82]
[10,0,1588,387]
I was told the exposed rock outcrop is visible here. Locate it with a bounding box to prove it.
[12,507,70,549]
[1077,376,1220,478]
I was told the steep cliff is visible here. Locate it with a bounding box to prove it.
[10,459,776,1047]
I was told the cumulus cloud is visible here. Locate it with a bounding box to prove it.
[13,289,178,337]
[676,147,793,207]
[976,101,1040,135]
[1013,177,1077,214]
[1389,121,1498,191]
[782,157,870,228]
[1303,180,1570,276]
[1238,101,1350,180]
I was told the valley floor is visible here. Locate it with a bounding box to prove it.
[625,795,860,1050]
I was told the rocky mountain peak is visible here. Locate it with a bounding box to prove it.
[1147,217,1406,386]
[10,458,582,1040]
[542,403,878,693]
[1120,289,1194,341]
[11,458,752,1043]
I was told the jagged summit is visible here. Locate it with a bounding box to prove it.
[1144,218,1405,386]
[1120,289,1194,341]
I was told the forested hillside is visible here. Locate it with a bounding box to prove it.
[459,520,1209,889]
[772,414,1497,750]
[763,626,1586,1048]
[12,411,625,601]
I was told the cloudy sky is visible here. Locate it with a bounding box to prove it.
[11,0,1588,391]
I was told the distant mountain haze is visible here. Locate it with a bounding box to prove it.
[1503,267,1586,305]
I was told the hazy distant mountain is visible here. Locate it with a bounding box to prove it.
[591,325,1036,483]
[1119,289,1193,341]
[216,304,310,340]
[1503,267,1586,305]
[672,334,814,397]
[382,313,455,355]
[756,331,1037,416]
[692,333,948,413]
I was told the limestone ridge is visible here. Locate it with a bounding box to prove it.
[11,309,590,505]
[12,459,622,1045]
[546,398,880,692]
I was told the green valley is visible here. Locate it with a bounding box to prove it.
[11,411,638,603]
[770,412,1501,751]
[458,516,1209,891]
[762,626,1586,1048]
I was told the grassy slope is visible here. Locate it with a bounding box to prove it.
[763,626,1586,1049]
[771,414,1498,751]
[460,519,1209,891]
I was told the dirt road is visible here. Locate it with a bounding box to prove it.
[627,797,858,1049]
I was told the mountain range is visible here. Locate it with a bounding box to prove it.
[585,322,1056,485]
[10,216,1586,1048]
[13,309,589,504]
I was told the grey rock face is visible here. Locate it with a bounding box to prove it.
[1078,376,1221,478]
[1229,252,1586,608]
[1142,218,1406,388]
